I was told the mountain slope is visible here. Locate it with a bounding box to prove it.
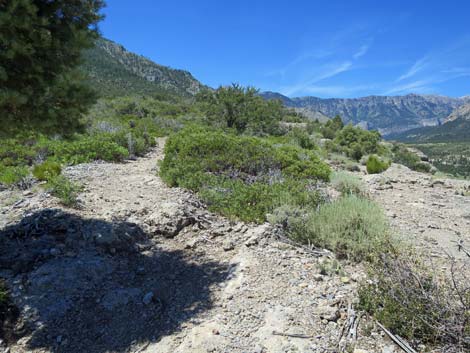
[388,103,470,143]
[81,38,205,97]
[261,92,467,135]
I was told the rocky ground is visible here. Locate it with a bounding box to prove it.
[360,164,470,261]
[0,140,468,353]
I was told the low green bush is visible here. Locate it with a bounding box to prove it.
[47,175,82,207]
[0,166,29,186]
[200,177,322,222]
[334,124,382,160]
[366,155,390,174]
[160,128,330,222]
[359,253,469,349]
[273,195,391,261]
[331,171,367,197]
[161,128,331,187]
[392,144,432,173]
[32,161,62,181]
[49,134,129,165]
[285,128,316,149]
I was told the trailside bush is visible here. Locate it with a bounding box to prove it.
[49,134,129,165]
[334,125,382,160]
[331,171,367,197]
[32,161,62,181]
[0,166,29,186]
[160,128,331,188]
[392,144,432,173]
[366,155,390,174]
[275,195,391,261]
[47,175,82,207]
[359,253,469,349]
[200,177,323,223]
[160,128,330,222]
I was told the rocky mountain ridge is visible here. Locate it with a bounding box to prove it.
[444,102,470,123]
[82,38,205,97]
[388,102,470,142]
[261,91,469,135]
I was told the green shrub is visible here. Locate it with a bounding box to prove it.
[359,253,469,349]
[200,177,323,222]
[49,134,129,165]
[161,128,331,187]
[334,125,382,160]
[0,138,37,166]
[160,128,330,222]
[196,84,284,135]
[0,166,29,186]
[285,128,316,149]
[47,175,82,207]
[32,161,62,181]
[392,144,432,173]
[322,115,344,139]
[331,171,367,197]
[366,155,390,174]
[277,195,391,261]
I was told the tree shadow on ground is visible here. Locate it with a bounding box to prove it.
[0,209,231,353]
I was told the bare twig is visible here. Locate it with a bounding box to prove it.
[456,239,470,258]
[274,232,333,258]
[376,322,418,353]
[272,330,314,339]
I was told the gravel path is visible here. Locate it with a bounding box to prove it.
[361,164,470,261]
[0,141,398,353]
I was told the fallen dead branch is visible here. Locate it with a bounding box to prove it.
[377,322,418,353]
[272,330,314,339]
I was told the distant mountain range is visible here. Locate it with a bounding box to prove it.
[81,38,469,141]
[261,91,470,136]
[81,38,205,97]
[388,103,470,142]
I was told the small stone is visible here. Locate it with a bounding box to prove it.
[212,328,220,335]
[222,240,235,251]
[382,345,396,353]
[142,292,154,305]
[353,349,369,353]
[340,276,350,284]
[313,274,324,281]
[23,190,33,197]
[244,235,258,247]
[185,238,198,249]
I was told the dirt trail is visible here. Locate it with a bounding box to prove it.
[1,142,401,353]
[360,164,470,261]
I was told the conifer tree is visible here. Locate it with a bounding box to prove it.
[0,0,105,135]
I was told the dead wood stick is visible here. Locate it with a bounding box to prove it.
[376,322,418,353]
[272,330,314,339]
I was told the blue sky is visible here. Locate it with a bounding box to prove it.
[101,0,470,98]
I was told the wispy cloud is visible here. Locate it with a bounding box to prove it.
[265,50,335,78]
[353,44,370,59]
[396,57,428,82]
[384,80,434,95]
[281,61,353,96]
[385,67,470,95]
[302,84,377,97]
